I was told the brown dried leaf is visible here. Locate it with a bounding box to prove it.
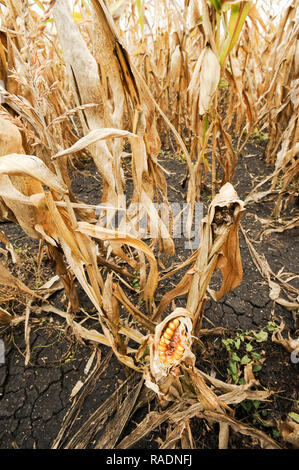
[0,261,40,298]
[76,222,159,313]
[53,128,136,159]
[278,417,299,447]
[116,402,182,449]
[0,229,20,263]
[0,306,12,325]
[0,115,23,155]
[271,321,299,354]
[0,154,67,194]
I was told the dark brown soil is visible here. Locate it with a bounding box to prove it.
[0,135,298,450]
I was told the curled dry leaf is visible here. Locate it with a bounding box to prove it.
[0,260,41,299]
[188,46,220,125]
[76,221,159,313]
[208,183,245,301]
[269,280,299,311]
[0,154,67,194]
[0,229,20,264]
[278,416,299,448]
[155,183,245,324]
[271,321,299,354]
[0,306,12,325]
[0,116,23,156]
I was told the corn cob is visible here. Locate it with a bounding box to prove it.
[158,318,186,365]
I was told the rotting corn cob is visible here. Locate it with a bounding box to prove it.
[158,318,186,365]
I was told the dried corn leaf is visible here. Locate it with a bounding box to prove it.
[208,183,245,301]
[62,372,143,449]
[156,183,244,320]
[76,221,158,312]
[53,128,136,159]
[188,46,220,125]
[279,416,299,447]
[0,154,67,194]
[113,283,156,332]
[95,377,144,449]
[271,321,299,354]
[168,399,282,448]
[116,401,182,449]
[261,217,299,240]
[187,366,228,411]
[52,0,121,210]
[44,192,85,262]
[102,273,127,355]
[0,260,40,298]
[0,306,12,325]
[196,409,282,449]
[40,303,113,348]
[0,175,58,241]
[198,368,272,405]
[241,226,299,310]
[269,280,299,311]
[154,269,193,320]
[0,229,19,263]
[55,126,174,254]
[0,115,23,155]
[159,422,187,449]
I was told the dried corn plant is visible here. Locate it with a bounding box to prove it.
[114,0,298,211]
[49,182,281,449]
[0,0,177,309]
[142,183,245,397]
[115,0,252,200]
[221,0,299,214]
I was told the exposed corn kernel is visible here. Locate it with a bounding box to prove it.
[168,319,180,330]
[158,318,187,365]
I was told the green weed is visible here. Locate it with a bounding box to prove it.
[222,322,279,384]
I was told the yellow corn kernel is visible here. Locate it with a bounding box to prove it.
[160,336,170,345]
[162,332,172,341]
[168,319,180,331]
[165,327,174,337]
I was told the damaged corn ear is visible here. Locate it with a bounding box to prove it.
[158,318,187,365]
[144,308,196,393]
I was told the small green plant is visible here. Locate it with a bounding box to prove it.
[64,349,77,364]
[222,331,252,383]
[265,321,277,333]
[173,151,186,163]
[34,277,42,289]
[240,399,268,421]
[239,398,281,439]
[222,325,276,384]
[132,270,140,290]
[250,128,268,142]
